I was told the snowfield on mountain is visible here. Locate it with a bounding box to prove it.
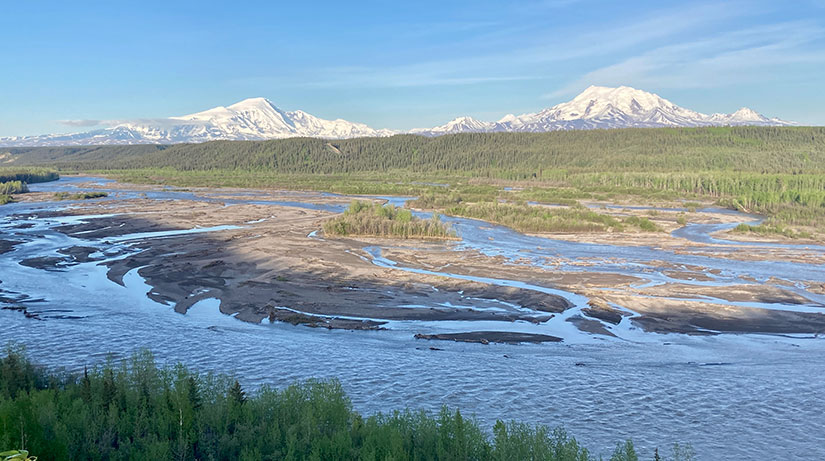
[0,86,794,146]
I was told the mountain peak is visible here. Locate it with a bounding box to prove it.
[0,87,796,147]
[228,97,280,112]
[567,85,674,116]
[410,115,496,136]
[417,85,793,134]
[731,107,762,118]
[230,96,273,105]
[446,116,483,126]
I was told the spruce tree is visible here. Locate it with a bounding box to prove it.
[228,380,246,405]
[187,376,202,410]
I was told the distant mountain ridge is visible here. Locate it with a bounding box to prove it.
[0,86,795,146]
[411,86,794,136]
[0,98,396,147]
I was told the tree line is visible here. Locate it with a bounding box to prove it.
[6,127,825,176]
[0,347,698,460]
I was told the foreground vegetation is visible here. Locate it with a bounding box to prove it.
[6,127,825,238]
[0,348,696,460]
[324,200,456,239]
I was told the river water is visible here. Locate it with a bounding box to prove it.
[1,177,824,459]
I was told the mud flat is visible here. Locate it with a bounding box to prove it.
[23,195,569,331]
[5,177,825,340]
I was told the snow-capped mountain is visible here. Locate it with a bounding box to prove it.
[411,86,794,136]
[0,87,796,146]
[706,107,787,126]
[0,98,396,146]
[410,116,498,135]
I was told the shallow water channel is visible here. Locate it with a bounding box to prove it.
[1,177,824,459]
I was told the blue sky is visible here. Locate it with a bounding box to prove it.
[1,0,824,136]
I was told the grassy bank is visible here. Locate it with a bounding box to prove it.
[324,200,456,239]
[0,347,697,460]
[731,223,813,240]
[442,202,660,234]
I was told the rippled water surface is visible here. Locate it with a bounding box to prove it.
[2,177,824,459]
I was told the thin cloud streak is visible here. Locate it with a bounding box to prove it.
[545,20,825,99]
[58,119,103,127]
[288,1,751,90]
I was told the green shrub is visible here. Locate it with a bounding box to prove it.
[0,181,27,195]
[0,347,659,460]
[52,191,108,201]
[324,200,455,239]
[622,216,662,232]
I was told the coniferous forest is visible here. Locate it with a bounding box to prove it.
[5,127,824,175]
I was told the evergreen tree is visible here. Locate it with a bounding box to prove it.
[80,366,91,403]
[187,376,202,411]
[101,367,116,410]
[228,380,246,405]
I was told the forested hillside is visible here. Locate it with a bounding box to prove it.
[5,126,824,176]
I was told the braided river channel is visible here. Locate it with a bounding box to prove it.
[2,177,824,459]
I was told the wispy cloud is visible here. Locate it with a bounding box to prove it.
[284,1,751,90]
[58,117,204,129]
[521,1,750,63]
[545,20,825,99]
[58,119,104,127]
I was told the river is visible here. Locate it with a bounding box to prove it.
[1,177,824,459]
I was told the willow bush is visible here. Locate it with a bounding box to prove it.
[323,200,456,239]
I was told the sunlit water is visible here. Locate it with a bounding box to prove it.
[1,177,824,459]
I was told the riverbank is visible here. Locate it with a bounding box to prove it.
[4,176,823,341]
